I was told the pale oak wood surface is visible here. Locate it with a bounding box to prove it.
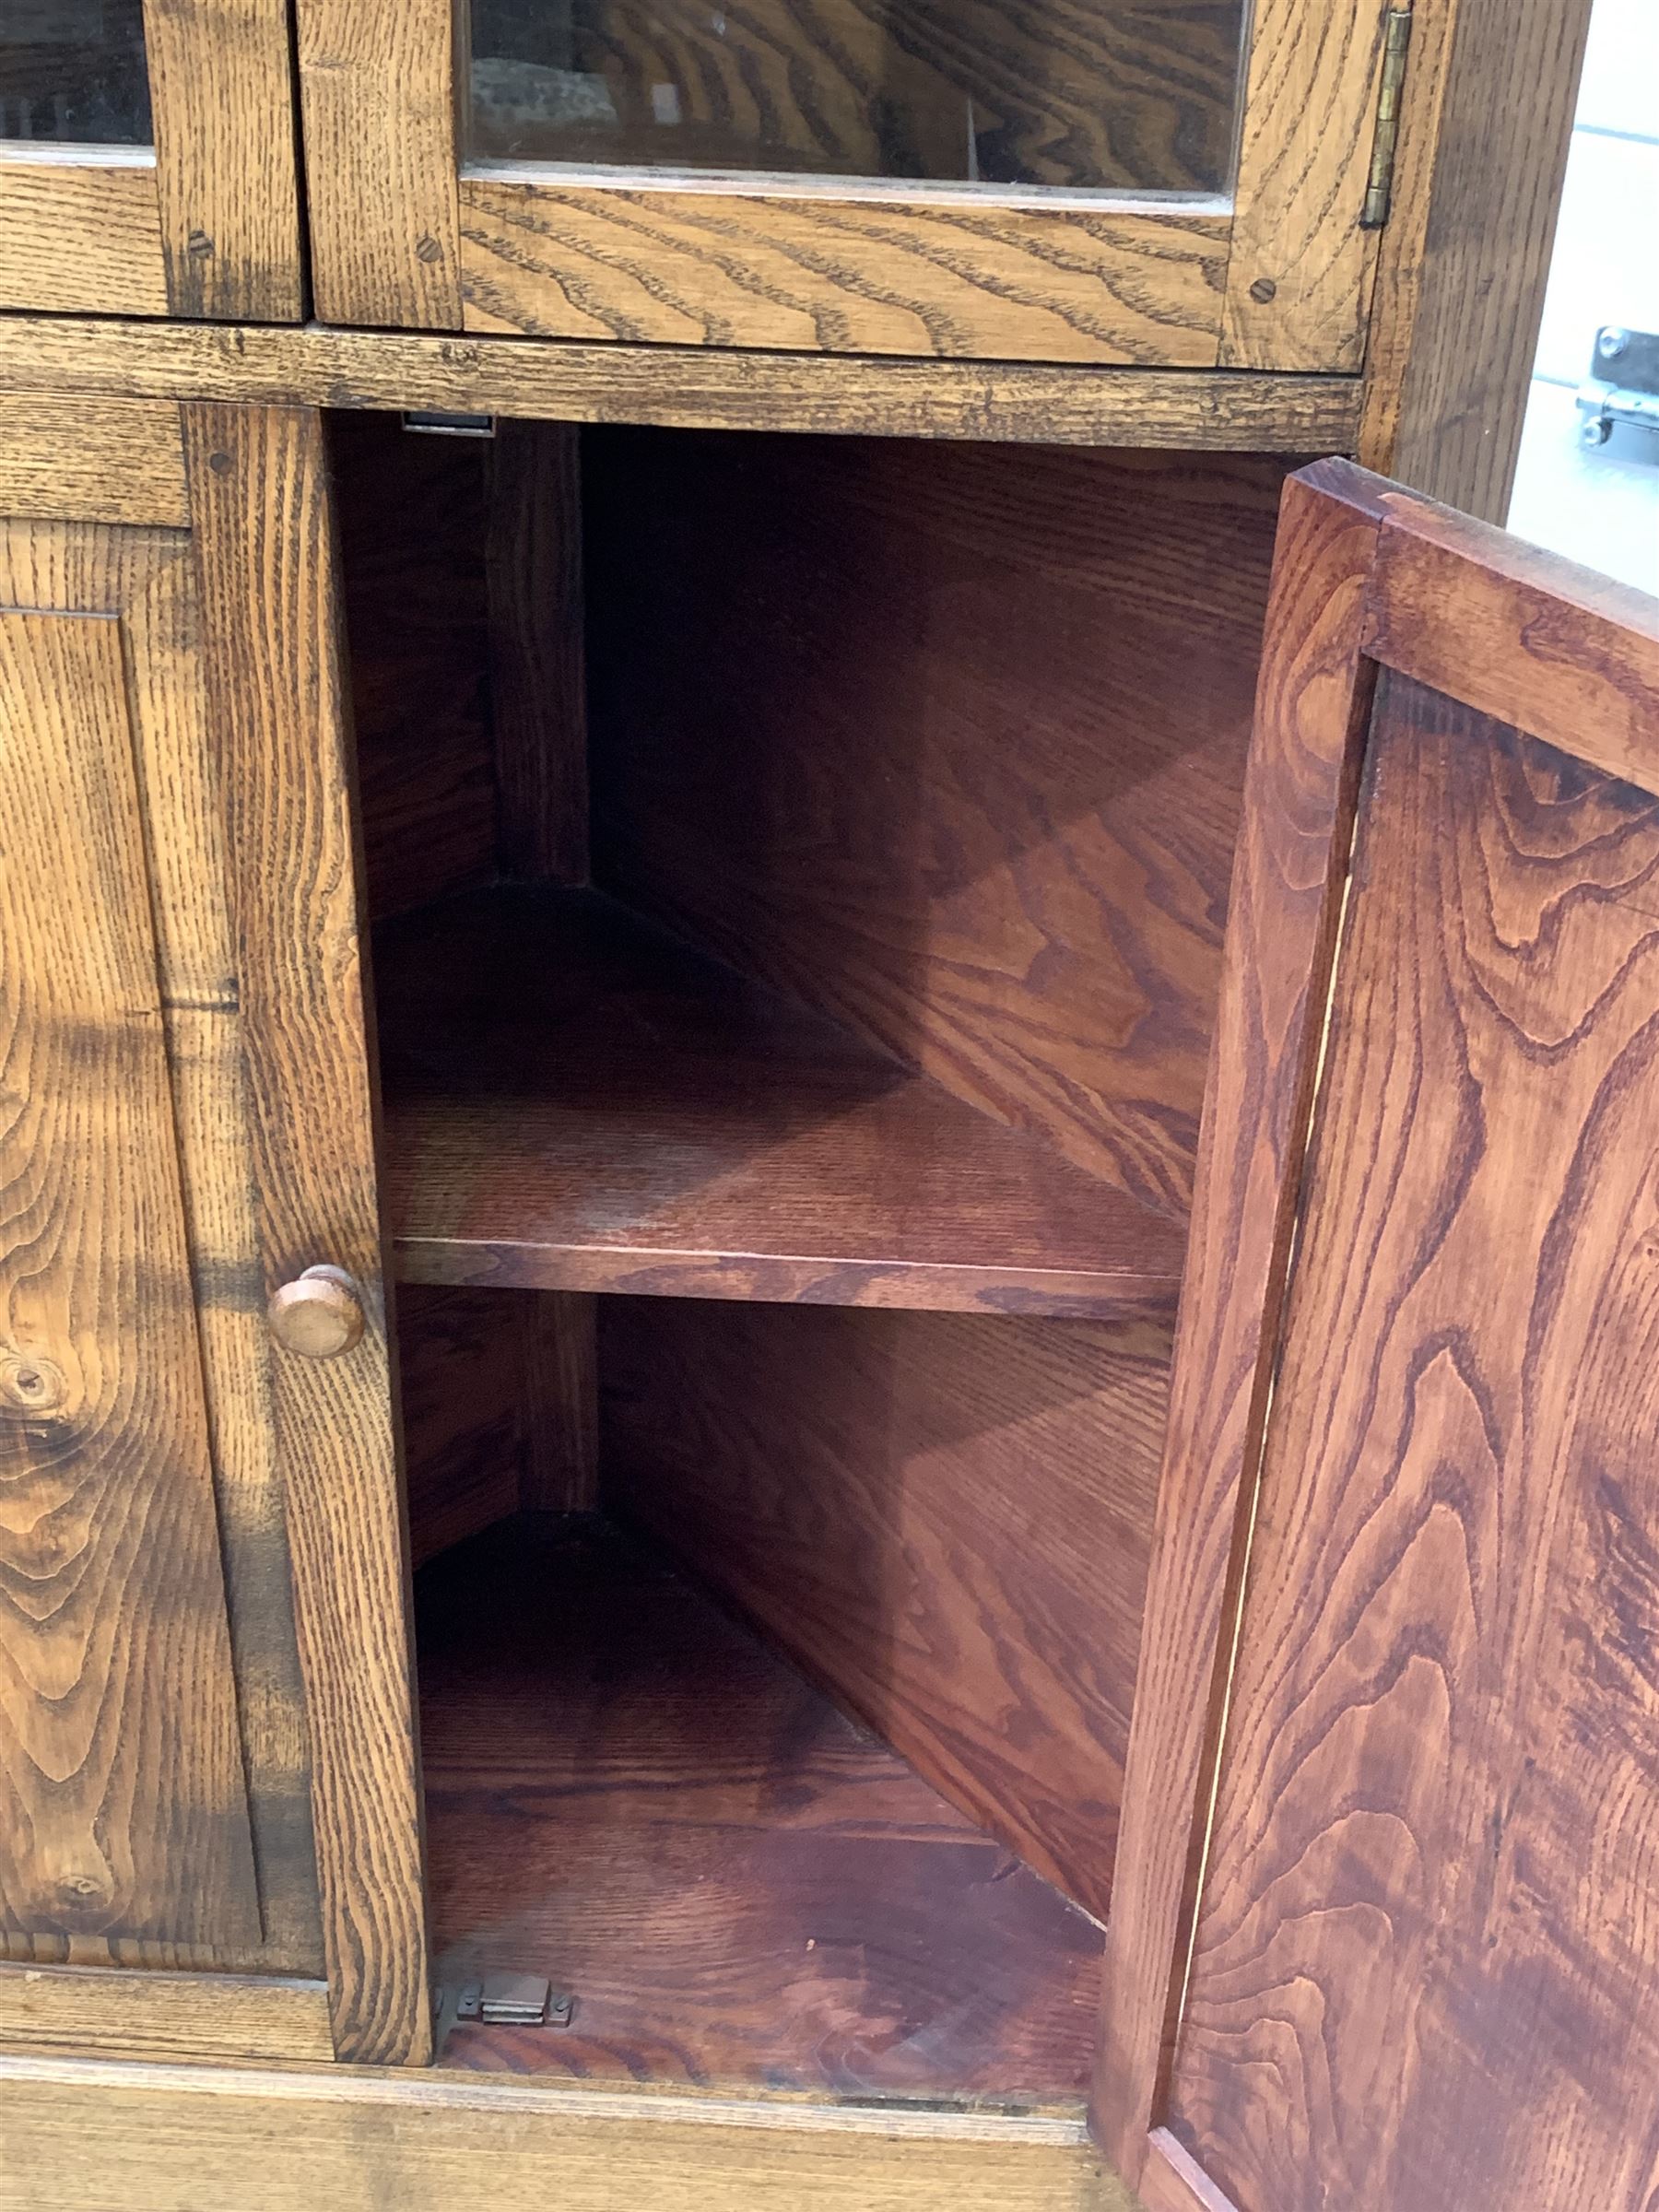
[1219,0,1387,370]
[460,177,1228,363]
[0,157,169,317]
[0,394,187,528]
[0,514,324,1987]
[0,1966,332,2065]
[184,404,430,2065]
[0,314,1368,449]
[0,608,260,1955]
[296,0,463,325]
[0,2053,1124,2212]
[144,0,305,319]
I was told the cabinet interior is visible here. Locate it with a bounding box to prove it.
[333,411,1292,2102]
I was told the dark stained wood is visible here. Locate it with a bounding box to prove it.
[330,412,498,924]
[395,1284,524,1569]
[185,404,429,2066]
[377,885,1186,1315]
[421,1515,1104,2098]
[1094,461,1387,2188]
[603,1300,1169,1924]
[1358,0,1594,519]
[0,607,259,1955]
[1167,675,1659,2212]
[399,1285,597,1565]
[488,419,590,886]
[587,431,1288,1217]
[1361,488,1659,797]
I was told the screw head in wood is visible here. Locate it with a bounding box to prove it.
[267,1265,366,1359]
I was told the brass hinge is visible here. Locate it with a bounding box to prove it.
[1361,7,1415,229]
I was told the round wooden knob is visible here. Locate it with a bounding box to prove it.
[267,1265,365,1360]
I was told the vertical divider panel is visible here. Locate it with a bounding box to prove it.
[184,403,432,2065]
[1095,461,1388,2192]
[295,0,464,328]
[146,0,307,320]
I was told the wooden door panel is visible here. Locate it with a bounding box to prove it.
[1166,677,1659,2211]
[1100,462,1659,2210]
[0,606,260,1952]
[298,0,1388,367]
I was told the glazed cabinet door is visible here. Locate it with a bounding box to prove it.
[0,0,303,319]
[1100,465,1659,2209]
[0,395,428,2068]
[295,0,1400,367]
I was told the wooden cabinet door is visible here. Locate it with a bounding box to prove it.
[0,1,302,319]
[294,0,1400,369]
[0,396,428,2068]
[1100,464,1659,2210]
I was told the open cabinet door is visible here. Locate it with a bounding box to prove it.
[0,398,427,2067]
[1100,459,1659,2210]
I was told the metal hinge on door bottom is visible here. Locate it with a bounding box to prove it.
[435,1971,575,2029]
[401,410,498,438]
[1361,7,1415,229]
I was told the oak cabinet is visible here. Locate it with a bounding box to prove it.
[0,397,424,2067]
[0,0,303,319]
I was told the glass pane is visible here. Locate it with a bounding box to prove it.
[0,0,152,147]
[468,0,1244,194]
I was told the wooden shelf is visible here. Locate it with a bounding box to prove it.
[421,1514,1102,2097]
[376,886,1187,1315]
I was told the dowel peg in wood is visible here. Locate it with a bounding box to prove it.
[268,1265,366,1359]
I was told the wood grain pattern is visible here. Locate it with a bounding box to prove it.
[422,1516,1104,2097]
[488,419,589,884]
[378,887,1187,1315]
[0,154,168,317]
[605,1301,1170,1924]
[0,1965,332,2064]
[470,0,1241,194]
[1220,0,1387,370]
[184,404,429,2065]
[1357,0,1594,518]
[460,177,1228,362]
[1167,677,1659,2212]
[144,0,305,320]
[0,608,260,1953]
[0,2054,1116,2212]
[0,517,324,1985]
[295,0,463,326]
[330,412,498,923]
[1094,461,1387,2186]
[588,431,1286,1216]
[0,314,1370,451]
[1362,490,1659,797]
[398,1285,596,1563]
[0,393,186,527]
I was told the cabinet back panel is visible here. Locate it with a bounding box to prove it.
[602,1300,1170,1923]
[331,414,498,924]
[1168,677,1659,2210]
[586,431,1290,1216]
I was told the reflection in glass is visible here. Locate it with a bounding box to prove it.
[469,0,1244,194]
[0,0,152,147]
